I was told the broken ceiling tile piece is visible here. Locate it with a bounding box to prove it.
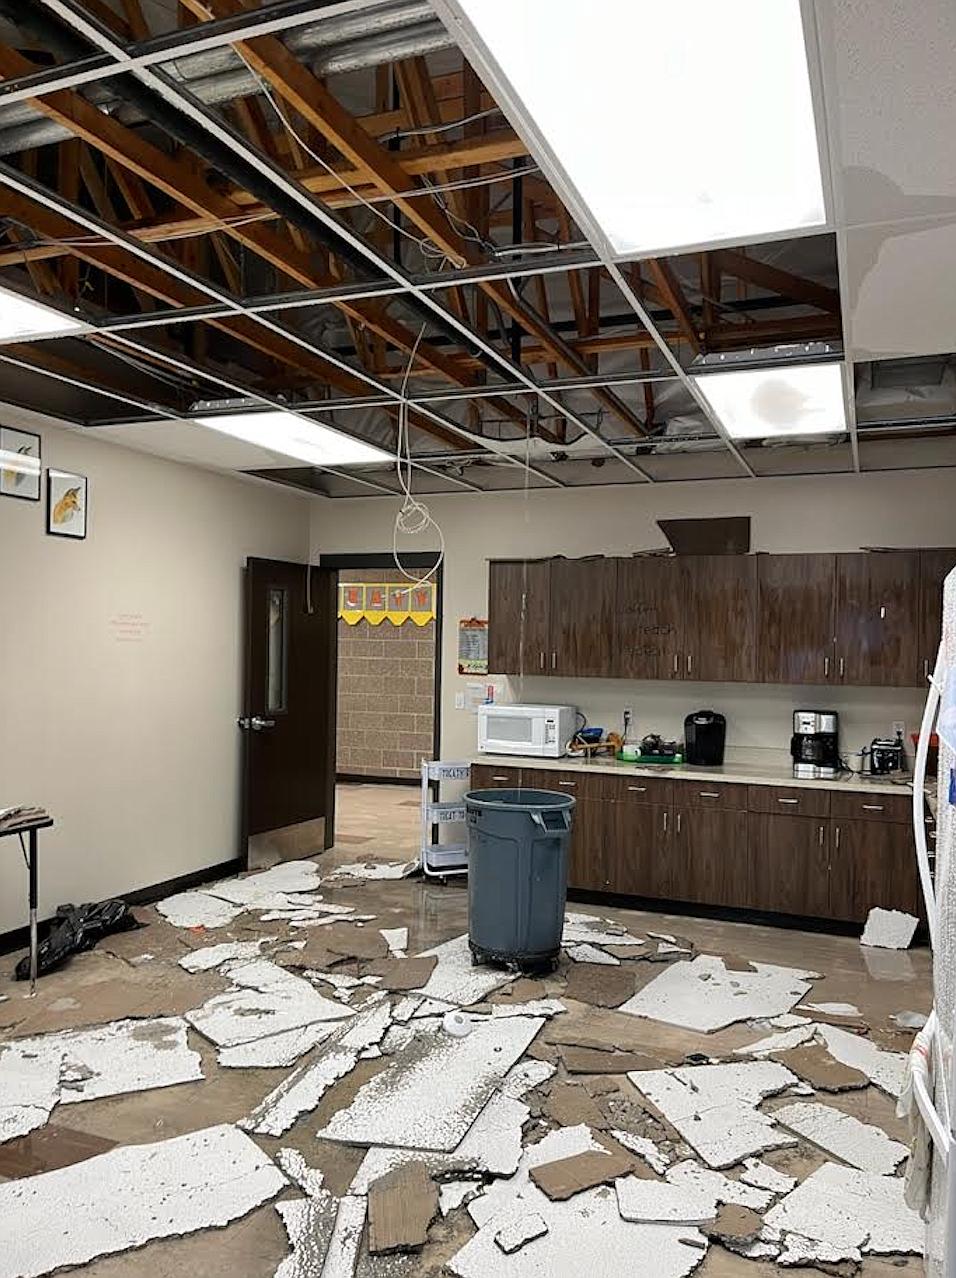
[441,1182,480,1216]
[628,1061,800,1168]
[154,890,243,929]
[332,861,419,880]
[19,1017,202,1108]
[391,996,423,1024]
[739,1158,797,1194]
[241,1049,359,1137]
[619,955,816,1033]
[206,861,323,905]
[414,934,514,1007]
[815,1023,906,1097]
[564,943,620,966]
[322,1194,367,1278]
[367,1161,438,1255]
[186,960,353,1048]
[339,1002,392,1054]
[495,1212,549,1254]
[318,1016,544,1152]
[468,1125,605,1230]
[765,1014,813,1029]
[531,1144,635,1200]
[564,963,635,1007]
[0,1124,285,1278]
[318,925,390,961]
[892,1010,928,1030]
[799,1002,862,1018]
[861,907,919,950]
[771,1043,868,1093]
[380,927,408,957]
[734,1025,818,1058]
[617,1159,772,1225]
[488,999,566,1020]
[704,1204,762,1246]
[563,912,643,946]
[0,1044,63,1144]
[179,939,274,972]
[561,1046,661,1074]
[665,1161,774,1212]
[501,1059,556,1099]
[275,1194,339,1278]
[611,1130,671,1175]
[277,1148,326,1198]
[763,1161,923,1263]
[218,1023,337,1070]
[367,958,437,992]
[771,1101,908,1174]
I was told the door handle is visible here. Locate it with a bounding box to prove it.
[251,716,276,731]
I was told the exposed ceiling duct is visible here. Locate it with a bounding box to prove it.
[0,1,454,156]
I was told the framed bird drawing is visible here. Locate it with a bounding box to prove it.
[0,427,41,501]
[47,468,88,540]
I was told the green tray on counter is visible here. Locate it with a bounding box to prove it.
[616,752,683,765]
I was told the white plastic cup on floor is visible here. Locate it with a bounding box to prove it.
[443,1010,472,1038]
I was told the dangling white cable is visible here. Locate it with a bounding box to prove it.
[393,323,445,590]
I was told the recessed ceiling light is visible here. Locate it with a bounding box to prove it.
[692,362,846,440]
[0,283,87,342]
[193,409,391,467]
[446,0,826,255]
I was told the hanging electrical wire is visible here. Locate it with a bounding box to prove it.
[393,321,445,589]
[379,106,502,142]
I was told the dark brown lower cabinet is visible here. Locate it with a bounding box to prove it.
[749,813,831,916]
[567,799,607,891]
[829,818,922,922]
[607,802,670,897]
[661,808,751,908]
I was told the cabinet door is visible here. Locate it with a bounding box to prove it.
[549,557,616,677]
[615,557,684,680]
[757,554,835,685]
[607,802,671,897]
[566,798,608,892]
[749,813,831,916]
[835,552,921,686]
[660,808,751,907]
[487,560,551,676]
[919,549,956,684]
[829,818,922,922]
[681,556,756,682]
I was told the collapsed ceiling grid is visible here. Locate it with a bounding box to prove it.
[0,0,952,495]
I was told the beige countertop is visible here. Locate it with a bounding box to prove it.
[472,752,921,797]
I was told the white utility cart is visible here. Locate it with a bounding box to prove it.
[421,759,470,880]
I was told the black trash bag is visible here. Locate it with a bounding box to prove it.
[15,899,143,980]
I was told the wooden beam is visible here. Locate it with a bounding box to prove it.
[119,0,150,41]
[711,248,840,314]
[645,257,701,353]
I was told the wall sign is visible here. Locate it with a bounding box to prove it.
[338,581,436,627]
[458,617,488,674]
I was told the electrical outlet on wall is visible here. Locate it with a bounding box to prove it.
[893,720,906,740]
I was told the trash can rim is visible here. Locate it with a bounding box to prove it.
[465,788,576,812]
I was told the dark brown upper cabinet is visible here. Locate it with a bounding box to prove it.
[835,551,921,687]
[681,555,756,682]
[549,557,616,677]
[615,557,684,680]
[919,549,956,684]
[487,559,551,676]
[757,553,836,685]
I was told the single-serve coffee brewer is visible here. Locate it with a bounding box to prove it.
[790,710,840,778]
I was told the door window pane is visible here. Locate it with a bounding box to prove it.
[266,587,287,713]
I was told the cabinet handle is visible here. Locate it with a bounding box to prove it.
[551,651,556,670]
[839,656,845,678]
[558,780,576,788]
[819,824,825,846]
[686,653,693,675]
[492,775,510,781]
[835,826,841,849]
[673,653,679,675]
[699,791,720,798]
[924,658,930,679]
[862,804,884,812]
[676,812,682,834]
[880,605,886,619]
[663,810,669,834]
[777,797,799,805]
[539,651,544,670]
[627,785,647,793]
[824,655,830,677]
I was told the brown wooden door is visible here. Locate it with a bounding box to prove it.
[757,553,836,685]
[550,557,616,677]
[681,555,756,682]
[661,807,751,906]
[919,549,956,684]
[829,818,922,921]
[487,560,551,676]
[607,801,671,897]
[835,551,921,686]
[241,558,336,864]
[749,813,831,916]
[615,557,684,680]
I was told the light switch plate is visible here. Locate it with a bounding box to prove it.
[455,691,465,710]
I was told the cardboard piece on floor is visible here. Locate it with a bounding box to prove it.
[367,1161,438,1254]
[705,1205,762,1245]
[860,907,919,950]
[367,957,438,991]
[564,964,635,1008]
[772,1101,909,1175]
[320,924,390,961]
[560,1046,662,1074]
[545,1082,607,1129]
[0,1124,286,1278]
[772,1043,868,1092]
[530,1142,635,1201]
[543,1007,685,1064]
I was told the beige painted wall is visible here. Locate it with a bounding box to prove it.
[310,469,956,768]
[0,411,309,933]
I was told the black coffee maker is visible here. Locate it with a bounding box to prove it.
[790,709,840,778]
[684,710,726,766]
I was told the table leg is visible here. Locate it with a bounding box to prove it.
[28,828,38,997]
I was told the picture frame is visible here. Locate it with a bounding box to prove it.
[0,426,41,502]
[46,468,88,539]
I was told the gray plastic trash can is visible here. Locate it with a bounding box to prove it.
[465,788,576,973]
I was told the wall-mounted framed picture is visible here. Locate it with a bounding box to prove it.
[47,469,88,539]
[0,426,41,501]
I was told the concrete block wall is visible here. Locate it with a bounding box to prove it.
[336,568,436,779]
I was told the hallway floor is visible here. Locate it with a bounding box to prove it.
[0,785,931,1276]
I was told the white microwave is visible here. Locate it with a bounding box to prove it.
[478,704,578,758]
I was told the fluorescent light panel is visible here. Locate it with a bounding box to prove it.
[193,409,391,467]
[692,361,846,439]
[453,0,826,255]
[0,282,87,342]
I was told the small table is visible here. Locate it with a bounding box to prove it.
[0,816,53,996]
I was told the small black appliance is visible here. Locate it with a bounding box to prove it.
[870,735,905,775]
[684,710,726,766]
[790,709,840,778]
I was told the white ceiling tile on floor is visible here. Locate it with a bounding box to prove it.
[771,1101,908,1175]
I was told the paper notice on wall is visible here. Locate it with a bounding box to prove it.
[458,618,488,674]
[465,682,496,714]
[109,613,150,643]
